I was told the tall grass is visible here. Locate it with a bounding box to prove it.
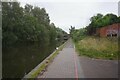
[75,36,118,60]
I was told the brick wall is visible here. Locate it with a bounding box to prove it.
[96,23,120,37]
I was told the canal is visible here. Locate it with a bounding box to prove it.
[2,41,63,78]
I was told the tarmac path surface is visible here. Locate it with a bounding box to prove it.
[38,39,84,78]
[79,56,118,78]
[37,39,118,79]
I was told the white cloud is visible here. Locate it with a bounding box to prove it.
[18,1,118,33]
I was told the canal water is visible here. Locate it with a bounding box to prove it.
[2,42,62,78]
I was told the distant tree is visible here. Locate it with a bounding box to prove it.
[49,23,57,46]
[2,2,67,47]
[86,13,119,36]
[69,26,75,38]
[71,28,87,42]
[102,13,118,26]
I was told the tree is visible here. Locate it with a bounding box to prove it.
[69,26,75,37]
[86,13,119,36]
[2,2,24,45]
[2,2,67,47]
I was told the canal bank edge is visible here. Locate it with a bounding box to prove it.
[23,40,68,79]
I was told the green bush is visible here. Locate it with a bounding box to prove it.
[71,28,87,42]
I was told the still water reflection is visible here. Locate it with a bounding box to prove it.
[3,42,58,78]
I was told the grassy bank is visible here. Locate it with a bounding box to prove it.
[75,36,118,60]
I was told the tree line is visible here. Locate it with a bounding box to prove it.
[70,13,120,42]
[86,13,120,35]
[2,2,67,47]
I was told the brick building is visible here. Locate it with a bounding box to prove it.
[96,23,120,37]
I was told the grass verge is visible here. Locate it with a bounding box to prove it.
[75,36,118,60]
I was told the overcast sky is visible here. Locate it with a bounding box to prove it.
[18,0,119,33]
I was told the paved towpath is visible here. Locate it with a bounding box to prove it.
[79,56,118,78]
[37,39,118,79]
[37,39,84,78]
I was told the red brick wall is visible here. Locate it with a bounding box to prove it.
[97,23,120,37]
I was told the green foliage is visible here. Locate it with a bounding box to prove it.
[69,26,75,36]
[69,13,119,60]
[86,13,119,35]
[2,2,66,47]
[56,27,68,45]
[70,27,87,42]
